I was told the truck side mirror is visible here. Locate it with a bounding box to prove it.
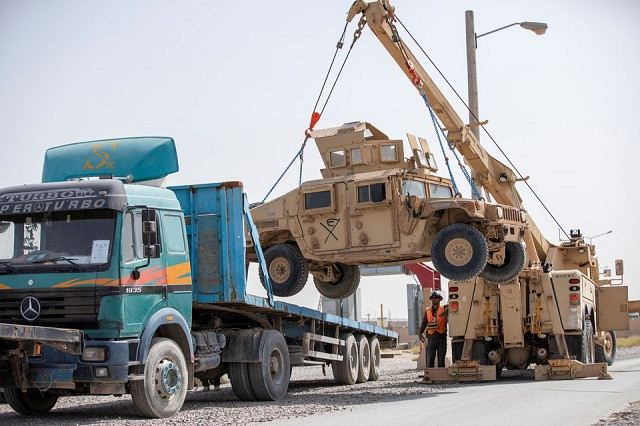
[615,259,624,276]
[141,209,160,259]
[0,222,10,234]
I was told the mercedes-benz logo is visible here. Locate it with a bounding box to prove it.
[20,296,41,321]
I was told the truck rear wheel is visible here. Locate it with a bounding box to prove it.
[431,224,488,282]
[332,333,359,385]
[479,242,526,283]
[368,336,381,381]
[3,388,58,415]
[229,362,256,401]
[259,244,309,297]
[248,330,290,400]
[595,331,616,365]
[131,338,188,418]
[313,264,360,299]
[355,335,370,383]
[572,319,596,364]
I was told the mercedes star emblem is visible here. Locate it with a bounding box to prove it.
[20,296,41,321]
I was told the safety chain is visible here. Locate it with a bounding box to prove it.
[484,297,491,339]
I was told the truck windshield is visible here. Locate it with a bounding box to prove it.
[0,209,116,273]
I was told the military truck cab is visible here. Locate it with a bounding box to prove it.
[249,122,528,300]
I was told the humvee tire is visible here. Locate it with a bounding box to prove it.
[479,242,526,284]
[259,244,309,297]
[313,264,360,299]
[595,331,616,366]
[431,223,489,281]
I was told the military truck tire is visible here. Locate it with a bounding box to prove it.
[355,335,371,383]
[229,362,257,401]
[368,336,381,381]
[595,331,616,366]
[479,242,526,283]
[313,264,360,299]
[259,244,309,297]
[431,224,489,281]
[451,340,463,362]
[248,330,291,400]
[333,333,359,385]
[130,338,188,418]
[3,388,58,415]
[577,319,595,364]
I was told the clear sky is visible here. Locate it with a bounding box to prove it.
[1,0,639,321]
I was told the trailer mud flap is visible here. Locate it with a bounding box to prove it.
[422,361,496,383]
[534,359,611,380]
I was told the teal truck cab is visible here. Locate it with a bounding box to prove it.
[0,138,396,418]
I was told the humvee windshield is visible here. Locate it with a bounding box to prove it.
[402,179,427,198]
[0,209,116,273]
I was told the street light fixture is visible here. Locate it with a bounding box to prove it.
[465,11,548,199]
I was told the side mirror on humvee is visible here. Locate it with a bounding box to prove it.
[615,259,624,277]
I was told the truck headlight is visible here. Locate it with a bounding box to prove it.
[520,210,527,222]
[496,206,504,219]
[82,347,107,362]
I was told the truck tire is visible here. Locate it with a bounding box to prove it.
[131,338,188,418]
[355,335,370,383]
[479,242,526,283]
[368,335,381,381]
[229,362,256,401]
[313,264,360,299]
[3,388,58,415]
[451,340,463,362]
[595,331,616,366]
[259,244,309,297]
[332,333,359,385]
[248,331,290,400]
[577,319,595,364]
[431,224,489,282]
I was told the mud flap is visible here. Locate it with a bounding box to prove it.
[534,359,611,380]
[421,360,497,383]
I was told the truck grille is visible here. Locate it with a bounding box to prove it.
[0,287,119,330]
[503,207,521,222]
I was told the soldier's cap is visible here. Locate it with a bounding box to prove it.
[429,291,443,300]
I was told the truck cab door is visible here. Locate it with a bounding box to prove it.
[596,286,629,331]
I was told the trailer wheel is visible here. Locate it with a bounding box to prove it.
[259,244,309,297]
[595,331,616,365]
[333,333,359,385]
[313,264,360,299]
[248,331,290,400]
[3,388,58,415]
[367,335,381,381]
[479,242,526,283]
[229,362,256,401]
[355,335,370,383]
[431,224,489,281]
[130,338,188,418]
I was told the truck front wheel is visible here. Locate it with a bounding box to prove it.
[431,224,489,281]
[479,242,526,283]
[595,331,616,366]
[3,388,58,415]
[131,338,188,418]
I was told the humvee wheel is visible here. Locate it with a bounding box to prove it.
[313,263,360,299]
[431,224,488,281]
[259,244,309,297]
[479,242,526,283]
[595,331,616,366]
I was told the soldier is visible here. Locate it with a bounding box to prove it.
[419,291,448,368]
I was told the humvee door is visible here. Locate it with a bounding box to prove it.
[297,183,349,252]
[348,177,398,248]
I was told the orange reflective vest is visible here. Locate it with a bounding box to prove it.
[426,306,446,335]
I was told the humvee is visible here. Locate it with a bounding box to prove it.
[248,122,527,299]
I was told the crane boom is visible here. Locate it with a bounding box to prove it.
[347,0,553,263]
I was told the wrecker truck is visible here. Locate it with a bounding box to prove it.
[344,0,630,380]
[0,138,396,417]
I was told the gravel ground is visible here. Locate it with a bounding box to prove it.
[1,347,637,425]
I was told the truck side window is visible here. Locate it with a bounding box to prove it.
[357,183,386,203]
[304,191,332,209]
[122,211,158,262]
[164,214,186,254]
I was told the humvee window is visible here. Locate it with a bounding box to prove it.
[330,150,346,167]
[402,179,426,198]
[380,144,397,162]
[357,183,386,203]
[429,183,453,198]
[351,147,363,165]
[305,191,332,209]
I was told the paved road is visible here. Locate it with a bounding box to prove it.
[270,357,640,426]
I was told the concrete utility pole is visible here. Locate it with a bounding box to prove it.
[465,11,548,199]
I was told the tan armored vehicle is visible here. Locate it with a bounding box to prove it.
[248,121,527,299]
